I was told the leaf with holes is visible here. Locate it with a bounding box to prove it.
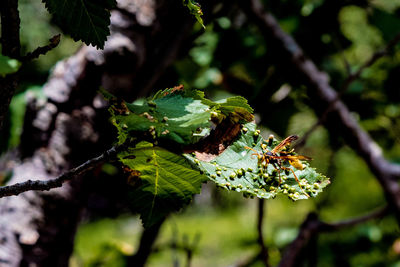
[111,93,212,145]
[103,87,253,145]
[120,142,207,227]
[42,0,116,48]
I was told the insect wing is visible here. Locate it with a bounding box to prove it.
[271,135,298,153]
[273,155,312,161]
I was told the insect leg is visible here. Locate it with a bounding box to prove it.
[244,146,258,152]
[272,162,282,185]
[244,146,264,161]
[281,166,310,197]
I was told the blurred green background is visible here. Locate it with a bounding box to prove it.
[3,0,400,266]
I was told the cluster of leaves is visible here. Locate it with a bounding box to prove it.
[104,87,329,227]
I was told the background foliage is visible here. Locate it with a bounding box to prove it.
[2,0,400,266]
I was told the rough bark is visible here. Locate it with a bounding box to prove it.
[0,0,195,265]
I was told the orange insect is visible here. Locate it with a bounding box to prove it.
[245,135,311,197]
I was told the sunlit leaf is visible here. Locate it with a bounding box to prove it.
[186,122,330,200]
[103,87,253,145]
[119,142,207,227]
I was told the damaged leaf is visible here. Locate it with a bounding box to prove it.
[185,122,330,201]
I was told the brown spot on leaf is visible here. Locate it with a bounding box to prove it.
[111,99,130,115]
[163,84,184,96]
[185,119,242,162]
[122,165,141,185]
[140,112,155,122]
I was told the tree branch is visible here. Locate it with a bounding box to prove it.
[0,144,121,198]
[127,218,166,267]
[0,0,21,129]
[257,199,269,266]
[232,199,269,267]
[21,34,61,62]
[242,0,400,223]
[0,0,20,58]
[278,206,388,267]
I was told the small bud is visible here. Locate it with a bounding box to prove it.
[211,111,219,119]
[268,135,274,146]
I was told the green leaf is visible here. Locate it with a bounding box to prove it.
[0,54,21,77]
[215,96,255,122]
[113,93,212,145]
[183,89,254,122]
[186,122,330,201]
[105,87,254,145]
[119,142,207,227]
[183,0,205,29]
[42,0,116,48]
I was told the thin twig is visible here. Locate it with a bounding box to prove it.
[21,34,61,62]
[279,206,389,267]
[0,145,121,198]
[257,199,269,266]
[127,218,166,267]
[319,205,389,231]
[233,199,269,267]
